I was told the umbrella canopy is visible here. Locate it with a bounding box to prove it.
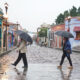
[15,30,24,35]
[20,33,33,44]
[15,30,33,44]
[55,30,74,38]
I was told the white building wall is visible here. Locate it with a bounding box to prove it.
[65,17,80,48]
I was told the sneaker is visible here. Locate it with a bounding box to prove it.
[57,65,62,69]
[68,66,73,69]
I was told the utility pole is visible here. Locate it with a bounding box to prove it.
[4,2,8,51]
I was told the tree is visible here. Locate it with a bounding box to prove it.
[55,13,64,24]
[70,6,77,17]
[64,10,69,18]
[38,27,48,37]
[55,6,80,25]
[51,23,55,27]
[77,7,80,16]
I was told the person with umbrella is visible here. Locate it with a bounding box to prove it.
[12,30,33,68]
[58,37,73,69]
[12,38,28,68]
[55,31,74,69]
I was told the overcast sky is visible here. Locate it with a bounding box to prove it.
[0,0,80,32]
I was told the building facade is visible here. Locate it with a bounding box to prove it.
[65,17,80,48]
[48,24,65,48]
[7,22,18,48]
[0,8,4,53]
[37,23,50,46]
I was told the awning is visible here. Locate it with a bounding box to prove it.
[74,27,80,31]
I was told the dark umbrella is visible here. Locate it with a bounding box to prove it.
[15,30,24,35]
[55,30,74,38]
[20,33,33,44]
[15,30,33,44]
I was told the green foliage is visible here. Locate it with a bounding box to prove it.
[55,6,80,25]
[64,10,69,18]
[70,6,77,17]
[77,7,80,16]
[55,13,64,24]
[38,27,48,37]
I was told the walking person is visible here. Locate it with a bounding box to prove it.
[58,37,73,69]
[12,38,28,68]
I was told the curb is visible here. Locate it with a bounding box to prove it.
[72,49,80,53]
[55,48,80,53]
[0,47,16,57]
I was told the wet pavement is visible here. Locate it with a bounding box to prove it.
[73,46,80,51]
[0,44,80,80]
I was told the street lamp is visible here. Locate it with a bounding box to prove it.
[4,3,8,15]
[67,16,71,32]
[4,2,8,51]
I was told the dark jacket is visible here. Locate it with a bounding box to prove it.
[63,40,72,57]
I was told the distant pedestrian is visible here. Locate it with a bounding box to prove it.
[58,37,73,69]
[12,38,28,68]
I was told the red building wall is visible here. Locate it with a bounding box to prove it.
[51,24,65,48]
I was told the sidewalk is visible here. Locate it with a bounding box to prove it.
[0,47,16,57]
[55,47,80,53]
[72,46,80,53]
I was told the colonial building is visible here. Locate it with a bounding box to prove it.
[0,7,20,54]
[0,8,4,53]
[7,22,19,48]
[47,24,65,48]
[65,17,80,48]
[37,23,50,46]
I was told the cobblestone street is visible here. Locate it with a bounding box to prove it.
[0,44,80,80]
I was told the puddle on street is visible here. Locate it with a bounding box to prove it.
[0,63,80,80]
